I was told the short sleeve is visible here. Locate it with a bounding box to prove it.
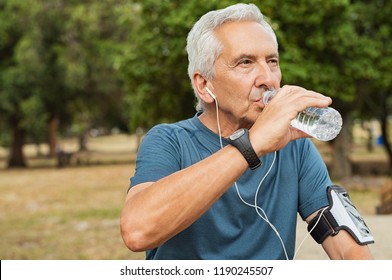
[297,139,332,219]
[129,125,182,188]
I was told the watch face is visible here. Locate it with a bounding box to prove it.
[229,128,245,140]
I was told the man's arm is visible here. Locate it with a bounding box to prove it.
[120,144,250,252]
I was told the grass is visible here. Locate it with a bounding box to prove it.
[0,133,387,259]
[0,134,145,260]
[0,164,145,260]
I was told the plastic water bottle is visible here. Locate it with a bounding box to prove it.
[263,90,343,141]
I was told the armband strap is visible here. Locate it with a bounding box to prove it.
[308,208,339,243]
[307,185,374,245]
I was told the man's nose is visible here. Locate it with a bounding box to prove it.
[254,63,279,87]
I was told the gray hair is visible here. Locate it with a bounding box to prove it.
[186,3,278,111]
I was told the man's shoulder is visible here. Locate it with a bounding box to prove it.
[148,115,199,135]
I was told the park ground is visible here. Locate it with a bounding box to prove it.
[0,133,391,260]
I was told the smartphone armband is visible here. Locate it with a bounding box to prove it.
[307,185,374,245]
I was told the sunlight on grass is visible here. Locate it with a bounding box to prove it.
[0,163,145,260]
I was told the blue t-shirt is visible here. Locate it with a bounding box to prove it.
[130,113,332,259]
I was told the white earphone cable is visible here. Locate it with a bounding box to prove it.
[212,94,324,260]
[293,206,328,259]
[213,96,288,259]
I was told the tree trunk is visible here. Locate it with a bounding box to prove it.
[380,102,392,174]
[48,114,59,158]
[330,115,352,179]
[78,131,88,152]
[8,123,27,168]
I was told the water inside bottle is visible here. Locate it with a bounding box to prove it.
[291,107,342,141]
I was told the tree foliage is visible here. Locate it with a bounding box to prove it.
[0,0,130,167]
[349,0,392,171]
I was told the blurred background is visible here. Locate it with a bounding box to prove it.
[0,0,391,259]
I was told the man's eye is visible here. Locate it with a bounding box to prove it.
[269,59,279,66]
[239,59,252,65]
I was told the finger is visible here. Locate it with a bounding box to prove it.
[289,126,312,141]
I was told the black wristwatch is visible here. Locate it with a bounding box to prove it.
[227,128,262,170]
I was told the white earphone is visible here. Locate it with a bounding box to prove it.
[205,87,216,100]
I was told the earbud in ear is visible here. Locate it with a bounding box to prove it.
[205,87,216,100]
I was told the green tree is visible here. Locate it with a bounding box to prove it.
[60,0,132,150]
[350,0,392,173]
[0,0,37,167]
[0,0,131,167]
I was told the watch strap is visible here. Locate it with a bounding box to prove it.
[228,129,262,170]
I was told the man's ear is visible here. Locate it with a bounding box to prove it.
[192,72,216,103]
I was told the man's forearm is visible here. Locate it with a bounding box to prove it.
[121,144,249,251]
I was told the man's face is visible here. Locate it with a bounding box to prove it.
[211,20,282,126]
